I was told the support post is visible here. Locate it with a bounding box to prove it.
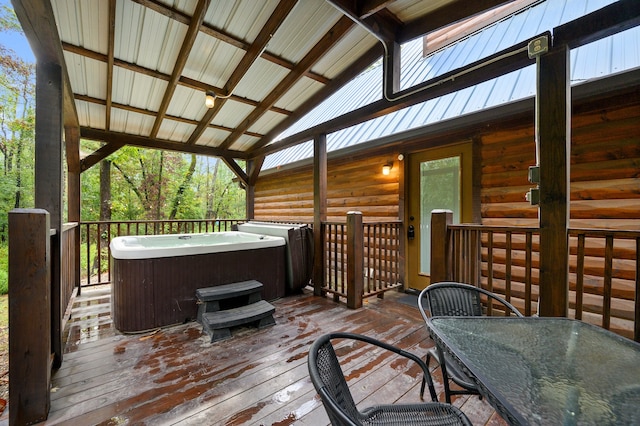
[9,209,51,425]
[346,212,364,309]
[36,61,64,367]
[537,44,570,317]
[313,134,327,295]
[431,210,453,284]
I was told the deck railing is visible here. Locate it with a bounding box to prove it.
[432,211,640,342]
[80,215,403,306]
[80,219,245,287]
[321,213,402,307]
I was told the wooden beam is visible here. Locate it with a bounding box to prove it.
[313,133,327,295]
[150,0,210,139]
[80,141,125,172]
[80,127,248,161]
[250,44,383,153]
[255,35,536,157]
[399,0,515,43]
[220,16,355,150]
[187,0,296,145]
[554,0,640,49]
[129,0,329,84]
[537,44,570,317]
[75,94,264,138]
[105,0,116,131]
[221,156,248,186]
[12,0,79,129]
[62,43,292,117]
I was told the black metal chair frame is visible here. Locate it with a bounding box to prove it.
[307,332,473,426]
[417,282,524,403]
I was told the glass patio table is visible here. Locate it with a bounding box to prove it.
[428,317,640,425]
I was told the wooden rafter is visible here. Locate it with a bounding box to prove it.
[253,35,538,158]
[105,0,116,131]
[75,94,264,139]
[250,43,384,153]
[81,128,247,160]
[219,15,355,150]
[130,0,330,85]
[186,0,297,146]
[61,42,293,117]
[149,0,210,139]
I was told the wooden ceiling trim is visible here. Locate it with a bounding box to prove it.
[105,0,116,131]
[74,94,264,139]
[149,0,210,139]
[218,15,356,150]
[250,43,384,153]
[130,0,329,85]
[186,0,297,146]
[398,0,515,43]
[61,42,293,117]
[80,127,248,159]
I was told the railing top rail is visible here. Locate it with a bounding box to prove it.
[448,224,540,233]
[80,219,247,225]
[569,228,640,238]
[324,220,402,226]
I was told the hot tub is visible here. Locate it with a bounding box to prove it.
[110,232,286,333]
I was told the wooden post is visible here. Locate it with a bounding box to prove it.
[9,209,51,425]
[537,44,570,317]
[346,212,364,309]
[36,61,65,367]
[431,210,453,284]
[65,126,81,298]
[313,133,327,295]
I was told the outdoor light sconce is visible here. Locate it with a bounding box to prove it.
[205,91,216,108]
[382,163,393,175]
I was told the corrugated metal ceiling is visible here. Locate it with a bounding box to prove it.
[263,0,639,170]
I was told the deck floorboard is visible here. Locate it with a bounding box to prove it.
[1,285,507,425]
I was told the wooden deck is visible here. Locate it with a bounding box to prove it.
[2,286,507,425]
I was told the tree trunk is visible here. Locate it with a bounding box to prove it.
[169,154,197,220]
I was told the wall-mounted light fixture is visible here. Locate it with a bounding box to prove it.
[382,163,393,175]
[205,91,216,108]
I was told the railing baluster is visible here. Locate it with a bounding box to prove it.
[575,234,585,320]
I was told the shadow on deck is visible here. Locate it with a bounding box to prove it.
[6,286,507,425]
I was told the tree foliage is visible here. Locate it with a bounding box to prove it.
[0,4,35,240]
[80,141,246,222]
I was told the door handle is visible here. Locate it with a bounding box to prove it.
[407,225,415,240]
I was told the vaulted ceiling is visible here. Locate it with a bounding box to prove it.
[14,0,523,180]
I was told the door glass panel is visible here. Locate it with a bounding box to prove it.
[419,156,461,274]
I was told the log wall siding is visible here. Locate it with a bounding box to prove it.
[480,97,640,228]
[255,152,400,223]
[253,91,639,332]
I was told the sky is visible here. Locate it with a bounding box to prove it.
[0,0,35,63]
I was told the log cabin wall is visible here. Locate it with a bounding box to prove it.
[253,88,639,332]
[255,152,401,223]
[481,91,640,230]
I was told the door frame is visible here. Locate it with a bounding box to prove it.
[404,142,474,291]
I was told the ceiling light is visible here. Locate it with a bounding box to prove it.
[205,91,216,108]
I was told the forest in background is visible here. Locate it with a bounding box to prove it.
[0,4,246,294]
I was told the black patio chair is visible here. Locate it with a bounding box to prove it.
[418,282,524,403]
[307,332,473,426]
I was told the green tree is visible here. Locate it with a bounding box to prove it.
[0,4,35,241]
